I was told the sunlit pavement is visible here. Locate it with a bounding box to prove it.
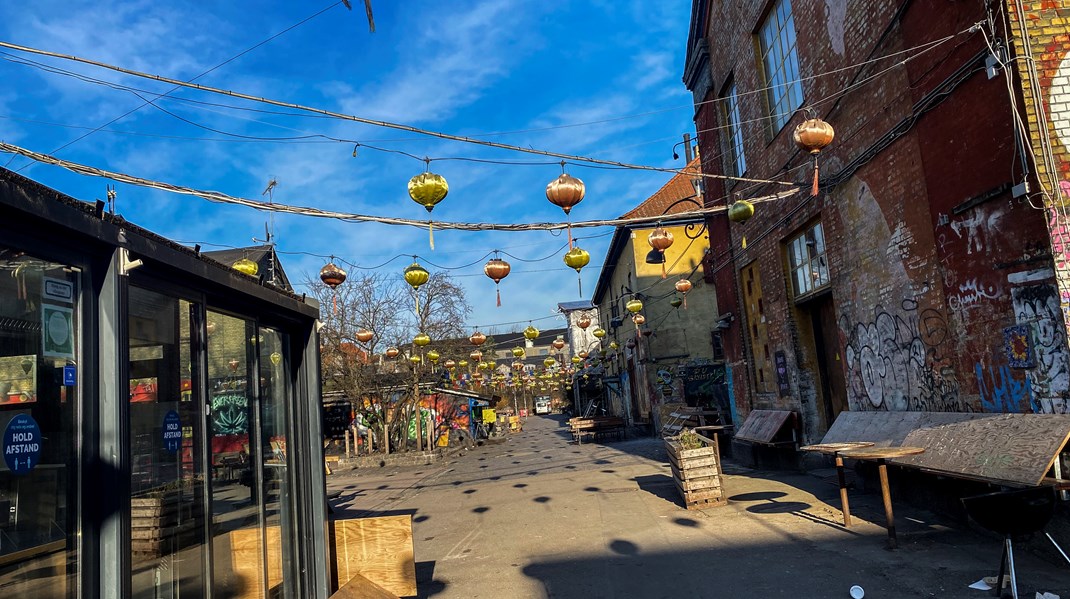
[328,415,1070,598]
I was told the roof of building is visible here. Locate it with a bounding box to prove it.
[203,245,293,292]
[557,300,594,312]
[618,157,702,219]
[490,326,569,347]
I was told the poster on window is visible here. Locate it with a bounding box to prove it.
[42,304,75,359]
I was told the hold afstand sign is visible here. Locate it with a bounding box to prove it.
[4,413,42,475]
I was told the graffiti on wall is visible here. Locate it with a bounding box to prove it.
[948,208,1005,255]
[1011,284,1070,413]
[824,0,847,56]
[840,300,967,412]
[975,362,1034,414]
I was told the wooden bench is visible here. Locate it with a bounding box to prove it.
[569,416,626,444]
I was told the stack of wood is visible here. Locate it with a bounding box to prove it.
[664,430,726,509]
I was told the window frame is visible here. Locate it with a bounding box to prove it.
[755,0,804,134]
[786,221,830,300]
[720,78,747,179]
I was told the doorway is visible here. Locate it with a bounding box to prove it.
[804,294,847,434]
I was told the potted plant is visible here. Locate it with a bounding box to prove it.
[664,429,726,509]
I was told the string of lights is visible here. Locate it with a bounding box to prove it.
[0,140,799,232]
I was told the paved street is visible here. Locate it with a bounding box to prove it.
[328,415,1069,598]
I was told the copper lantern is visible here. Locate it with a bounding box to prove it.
[545,172,585,215]
[319,262,347,288]
[385,347,400,359]
[483,257,511,307]
[356,329,374,343]
[793,117,835,196]
[577,316,591,330]
[469,331,487,346]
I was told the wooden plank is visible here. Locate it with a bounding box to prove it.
[735,410,792,444]
[229,526,284,599]
[330,572,400,599]
[669,453,719,470]
[895,414,1070,487]
[670,462,721,481]
[332,515,417,598]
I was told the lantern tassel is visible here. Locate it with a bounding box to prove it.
[567,221,573,249]
[577,274,583,297]
[496,287,502,307]
[661,262,666,279]
[683,295,688,310]
[742,235,748,249]
[811,158,820,197]
[428,220,435,250]
[332,292,338,315]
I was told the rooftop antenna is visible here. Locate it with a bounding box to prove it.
[106,184,116,214]
[255,177,278,285]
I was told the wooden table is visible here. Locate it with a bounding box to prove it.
[800,442,874,527]
[839,446,926,549]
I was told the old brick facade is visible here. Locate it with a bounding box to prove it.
[684,0,1070,444]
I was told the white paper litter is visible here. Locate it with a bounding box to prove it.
[968,579,993,591]
[1035,593,1060,599]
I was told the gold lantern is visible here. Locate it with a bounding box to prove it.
[484,256,511,307]
[270,351,282,366]
[609,341,619,350]
[426,350,440,364]
[524,325,540,340]
[577,316,591,330]
[511,346,526,358]
[563,246,591,296]
[409,355,422,365]
[478,361,490,370]
[592,328,606,339]
[458,359,469,368]
[728,200,755,223]
[232,257,258,276]
[356,329,374,343]
[470,350,483,362]
[647,225,675,278]
[413,333,431,347]
[385,347,400,359]
[793,116,835,196]
[543,357,556,367]
[552,337,566,350]
[626,298,643,314]
[670,297,683,309]
[404,261,430,313]
[571,356,582,365]
[470,331,487,346]
[408,170,449,248]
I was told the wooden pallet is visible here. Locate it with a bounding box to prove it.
[665,434,726,509]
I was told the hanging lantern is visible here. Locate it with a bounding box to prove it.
[409,170,449,249]
[232,257,258,276]
[385,347,400,359]
[524,325,540,340]
[404,261,430,314]
[546,169,586,248]
[626,339,636,349]
[270,351,283,366]
[793,116,835,196]
[478,361,490,370]
[647,225,675,279]
[670,297,683,309]
[608,341,619,350]
[409,355,422,365]
[426,350,440,364]
[577,316,591,330]
[552,337,566,350]
[728,200,755,223]
[632,314,646,326]
[469,331,487,346]
[470,350,483,362]
[356,329,374,343]
[626,298,644,314]
[592,328,606,339]
[458,359,469,368]
[578,351,589,359]
[413,333,431,347]
[320,262,346,288]
[563,246,591,296]
[444,359,457,369]
[571,356,582,365]
[512,361,524,370]
[488,360,497,370]
[544,357,556,368]
[484,256,512,307]
[675,278,693,309]
[511,346,526,358]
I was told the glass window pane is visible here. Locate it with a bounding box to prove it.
[760,0,804,132]
[128,288,207,596]
[0,251,79,598]
[207,312,265,595]
[259,327,296,596]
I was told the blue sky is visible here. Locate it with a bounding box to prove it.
[0,1,697,331]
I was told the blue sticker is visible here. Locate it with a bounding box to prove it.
[162,410,182,453]
[63,365,77,386]
[4,414,42,475]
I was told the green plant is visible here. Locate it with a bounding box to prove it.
[677,429,704,450]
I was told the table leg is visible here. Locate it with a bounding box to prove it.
[835,453,851,527]
[878,459,897,549]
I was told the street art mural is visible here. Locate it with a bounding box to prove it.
[840,300,967,412]
[1011,284,1070,413]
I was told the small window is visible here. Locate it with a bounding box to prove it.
[757,0,804,132]
[788,222,830,298]
[721,81,747,177]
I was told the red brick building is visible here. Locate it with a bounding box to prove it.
[684,0,1070,444]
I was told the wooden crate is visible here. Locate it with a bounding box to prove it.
[665,435,726,509]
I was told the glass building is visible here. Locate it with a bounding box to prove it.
[0,169,330,598]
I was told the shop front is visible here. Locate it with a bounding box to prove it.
[0,169,329,598]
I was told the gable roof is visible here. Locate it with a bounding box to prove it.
[618,157,702,219]
[203,245,293,292]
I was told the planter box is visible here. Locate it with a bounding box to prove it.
[665,435,726,509]
[130,490,204,559]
